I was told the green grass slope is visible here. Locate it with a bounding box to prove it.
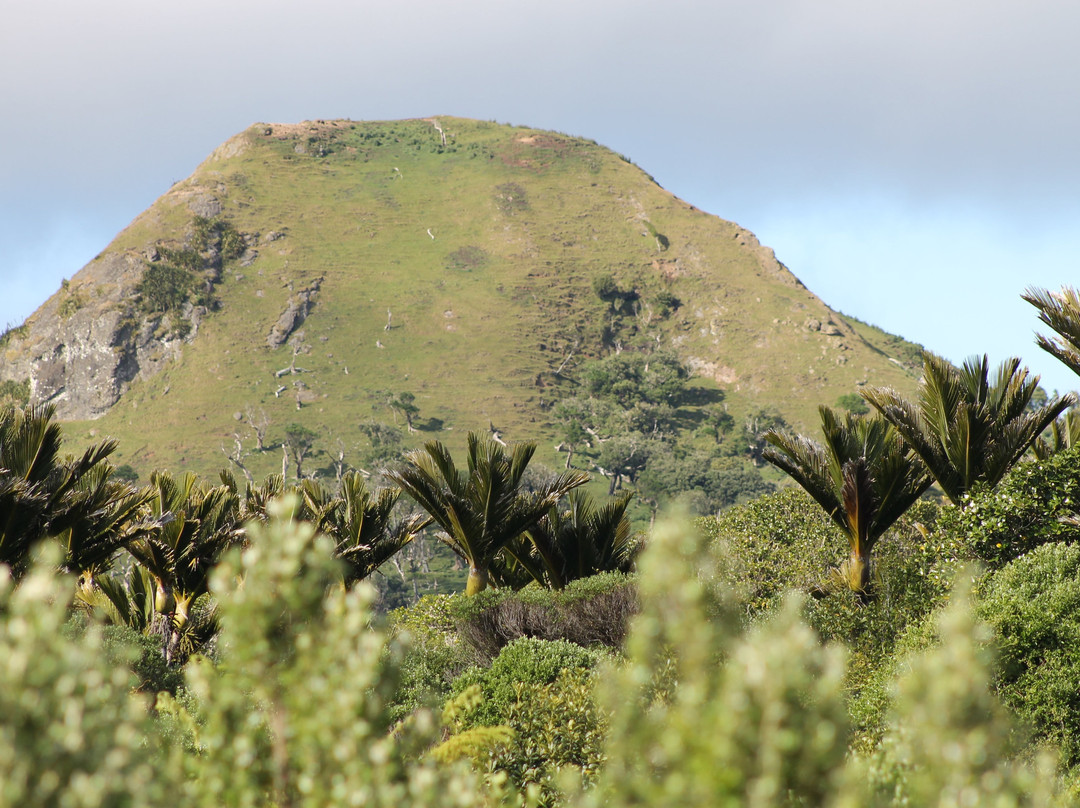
[22,117,922,480]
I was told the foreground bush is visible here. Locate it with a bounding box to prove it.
[943,445,1080,568]
[448,638,609,803]
[976,542,1080,766]
[159,497,496,807]
[2,500,1071,807]
[0,550,179,807]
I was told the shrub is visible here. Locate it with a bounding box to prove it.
[388,593,475,722]
[700,488,844,615]
[0,553,180,806]
[576,516,851,807]
[137,264,195,313]
[941,446,1080,567]
[448,637,609,804]
[494,183,528,213]
[0,378,30,407]
[159,497,496,806]
[591,274,619,302]
[451,637,607,726]
[856,578,1060,806]
[652,289,680,316]
[451,572,637,662]
[975,542,1080,765]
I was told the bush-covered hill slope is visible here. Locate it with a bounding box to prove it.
[0,117,921,480]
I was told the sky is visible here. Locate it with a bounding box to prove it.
[2,0,1078,395]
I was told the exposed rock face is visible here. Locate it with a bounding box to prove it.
[0,252,198,420]
[267,278,322,347]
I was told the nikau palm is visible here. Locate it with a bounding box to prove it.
[125,471,244,663]
[764,406,933,598]
[386,433,589,594]
[862,353,1073,504]
[296,471,431,586]
[0,403,143,579]
[506,490,638,589]
[1023,285,1080,379]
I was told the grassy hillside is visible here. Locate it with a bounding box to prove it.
[15,117,922,485]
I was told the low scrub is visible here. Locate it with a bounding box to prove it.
[451,572,637,663]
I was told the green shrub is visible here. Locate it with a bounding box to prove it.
[451,637,607,728]
[482,669,605,806]
[700,488,844,615]
[0,378,30,407]
[942,446,1080,567]
[448,638,608,804]
[857,578,1060,806]
[446,245,489,271]
[451,572,637,662]
[576,516,851,807]
[703,491,956,661]
[137,264,195,313]
[494,183,528,213]
[388,593,475,721]
[160,497,497,807]
[975,542,1080,765]
[0,553,180,807]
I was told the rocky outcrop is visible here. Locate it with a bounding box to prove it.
[267,278,322,348]
[0,252,201,420]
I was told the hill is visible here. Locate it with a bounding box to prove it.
[0,117,922,496]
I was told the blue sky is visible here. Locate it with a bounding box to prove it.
[2,0,1078,395]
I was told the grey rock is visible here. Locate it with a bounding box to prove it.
[267,278,322,348]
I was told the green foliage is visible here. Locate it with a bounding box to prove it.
[836,392,869,415]
[0,378,30,407]
[700,488,848,614]
[578,515,851,807]
[508,490,640,589]
[57,279,85,319]
[0,322,28,348]
[162,496,496,807]
[192,215,245,260]
[292,470,429,586]
[452,636,607,727]
[494,183,528,214]
[855,579,1061,807]
[764,406,933,596]
[137,263,196,313]
[113,463,140,483]
[1024,284,1080,379]
[100,622,186,695]
[581,350,687,407]
[590,274,619,302]
[863,352,1073,504]
[637,450,774,513]
[389,594,475,722]
[0,403,141,580]
[450,665,606,805]
[651,289,680,316]
[975,542,1080,765]
[942,446,1080,567]
[386,433,589,595]
[0,554,180,807]
[703,491,957,666]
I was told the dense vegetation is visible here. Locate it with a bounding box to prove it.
[4,286,1080,805]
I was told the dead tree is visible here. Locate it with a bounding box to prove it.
[245,406,271,450]
[221,434,254,485]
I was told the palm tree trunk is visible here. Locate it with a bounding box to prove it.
[848,546,873,603]
[465,565,489,596]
